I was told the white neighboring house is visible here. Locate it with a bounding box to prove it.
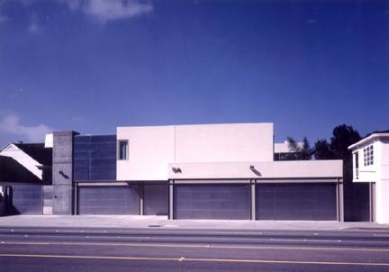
[349,133,389,224]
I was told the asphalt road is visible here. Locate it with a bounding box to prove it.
[0,227,389,272]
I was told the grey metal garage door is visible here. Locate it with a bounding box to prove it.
[144,184,169,216]
[256,183,337,220]
[77,185,140,215]
[174,184,250,220]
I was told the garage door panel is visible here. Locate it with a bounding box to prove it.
[256,183,337,220]
[174,184,250,220]
[7,184,43,215]
[78,186,140,215]
[143,184,168,216]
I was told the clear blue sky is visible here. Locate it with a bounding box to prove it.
[0,0,388,147]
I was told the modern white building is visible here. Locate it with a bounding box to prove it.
[349,133,389,223]
[113,123,343,220]
[1,122,344,220]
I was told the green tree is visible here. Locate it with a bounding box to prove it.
[314,139,335,160]
[284,136,312,160]
[330,124,361,161]
[313,124,361,221]
[314,124,360,161]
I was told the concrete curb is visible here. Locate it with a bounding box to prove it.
[1,215,389,231]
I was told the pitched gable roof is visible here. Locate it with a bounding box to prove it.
[0,156,41,183]
[13,143,52,166]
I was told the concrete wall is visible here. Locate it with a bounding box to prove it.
[52,131,77,215]
[117,123,274,181]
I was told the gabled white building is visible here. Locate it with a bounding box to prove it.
[349,133,389,223]
[0,143,46,180]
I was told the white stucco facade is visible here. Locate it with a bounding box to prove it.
[117,123,342,182]
[349,133,389,224]
[117,125,176,181]
[117,123,274,180]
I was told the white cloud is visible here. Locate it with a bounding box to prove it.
[28,13,43,34]
[0,115,53,142]
[0,0,7,24]
[71,116,85,123]
[0,14,7,24]
[64,0,153,23]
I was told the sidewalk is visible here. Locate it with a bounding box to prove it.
[0,215,388,231]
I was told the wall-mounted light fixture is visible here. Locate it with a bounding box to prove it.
[59,170,69,179]
[249,165,261,176]
[172,167,182,173]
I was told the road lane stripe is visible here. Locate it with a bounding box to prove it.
[0,253,388,267]
[1,240,389,253]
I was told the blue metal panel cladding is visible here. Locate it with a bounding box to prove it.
[4,184,42,215]
[73,135,116,181]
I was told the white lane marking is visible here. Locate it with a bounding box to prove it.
[0,253,389,267]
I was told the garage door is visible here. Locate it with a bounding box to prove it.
[77,185,140,215]
[144,184,169,216]
[174,184,250,220]
[5,184,43,215]
[256,183,337,220]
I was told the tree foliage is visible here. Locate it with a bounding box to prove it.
[314,124,361,161]
[330,124,361,160]
[283,136,313,160]
[313,139,335,160]
[282,124,361,163]
[287,124,361,221]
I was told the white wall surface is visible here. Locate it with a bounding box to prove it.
[117,126,175,181]
[175,123,273,163]
[351,140,379,183]
[381,139,389,179]
[117,123,274,181]
[375,180,389,224]
[117,123,344,182]
[274,141,303,153]
[168,160,343,180]
[376,139,389,223]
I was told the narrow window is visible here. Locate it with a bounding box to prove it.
[355,152,359,169]
[363,145,374,166]
[355,152,359,179]
[118,140,128,160]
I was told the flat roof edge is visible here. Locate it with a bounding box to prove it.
[349,133,389,150]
